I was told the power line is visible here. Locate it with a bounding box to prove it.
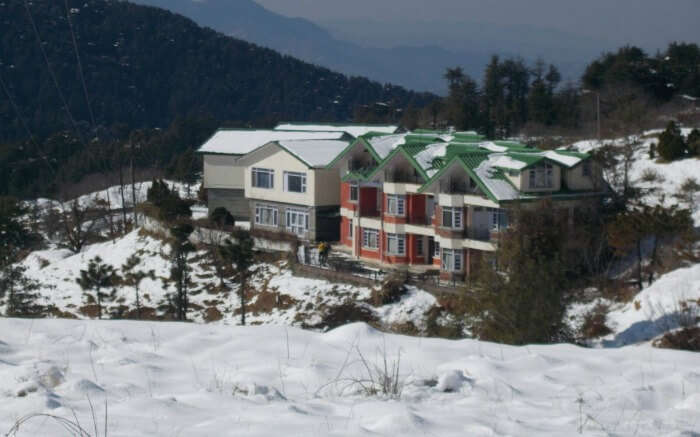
[23,0,87,147]
[0,71,56,176]
[64,0,96,129]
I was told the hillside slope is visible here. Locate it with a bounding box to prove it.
[0,0,433,141]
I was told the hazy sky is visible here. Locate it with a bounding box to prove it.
[253,0,700,51]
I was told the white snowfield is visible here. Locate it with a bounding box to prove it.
[569,263,700,347]
[0,319,698,436]
[567,129,700,225]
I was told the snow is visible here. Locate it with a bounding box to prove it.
[491,155,528,170]
[569,264,700,347]
[479,141,508,153]
[412,142,448,176]
[474,156,521,201]
[274,123,399,138]
[197,130,346,155]
[543,150,582,167]
[567,129,700,225]
[278,139,351,167]
[367,134,406,159]
[1,318,698,436]
[4,230,437,331]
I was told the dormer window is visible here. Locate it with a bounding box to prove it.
[529,163,553,189]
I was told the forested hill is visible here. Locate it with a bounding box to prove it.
[0,0,433,141]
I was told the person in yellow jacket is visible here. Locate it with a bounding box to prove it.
[318,241,330,266]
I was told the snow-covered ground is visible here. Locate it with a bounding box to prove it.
[566,129,700,226]
[1,318,698,436]
[568,263,700,347]
[4,229,437,331]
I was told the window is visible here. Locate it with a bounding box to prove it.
[285,208,309,236]
[442,207,463,228]
[434,241,440,258]
[386,233,405,255]
[529,163,553,189]
[252,167,274,189]
[348,221,353,240]
[582,160,591,177]
[416,237,423,256]
[386,194,405,216]
[283,171,306,193]
[488,208,508,231]
[349,183,359,202]
[254,204,278,227]
[441,248,462,272]
[362,228,379,249]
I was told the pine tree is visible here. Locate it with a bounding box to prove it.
[469,201,571,344]
[220,229,255,326]
[169,223,194,321]
[3,264,41,317]
[121,254,155,319]
[686,128,700,157]
[675,177,700,214]
[657,121,686,161]
[77,256,118,319]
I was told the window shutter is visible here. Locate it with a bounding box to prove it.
[455,209,462,228]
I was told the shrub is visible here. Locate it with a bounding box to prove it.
[579,304,612,339]
[687,128,700,157]
[657,121,686,161]
[370,271,408,306]
[653,327,700,351]
[210,207,235,227]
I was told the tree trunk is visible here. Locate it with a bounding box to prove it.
[636,240,643,290]
[647,235,658,285]
[135,285,141,319]
[131,155,138,227]
[97,289,102,320]
[240,277,246,326]
[119,154,127,234]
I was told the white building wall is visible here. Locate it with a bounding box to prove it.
[203,154,245,189]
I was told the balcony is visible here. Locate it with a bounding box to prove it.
[384,169,423,184]
[407,215,432,226]
[439,179,480,195]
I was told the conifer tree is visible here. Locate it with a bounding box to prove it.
[657,121,686,161]
[169,223,194,321]
[121,254,155,319]
[686,128,700,157]
[3,265,41,317]
[220,229,255,326]
[77,256,118,319]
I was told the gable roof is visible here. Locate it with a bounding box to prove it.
[275,139,351,168]
[274,122,399,138]
[197,129,348,155]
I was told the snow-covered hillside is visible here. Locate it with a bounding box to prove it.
[569,263,700,347]
[5,229,437,332]
[1,318,698,436]
[566,128,700,225]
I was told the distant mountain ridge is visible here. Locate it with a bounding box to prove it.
[131,0,495,93]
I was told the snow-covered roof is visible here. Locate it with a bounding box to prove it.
[543,151,582,167]
[474,156,522,201]
[367,134,407,159]
[277,140,351,168]
[490,155,528,170]
[198,130,347,155]
[413,143,448,177]
[274,123,399,138]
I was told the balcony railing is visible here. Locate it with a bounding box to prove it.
[407,215,432,226]
[439,179,481,195]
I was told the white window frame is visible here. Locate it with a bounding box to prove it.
[285,208,309,236]
[434,240,440,258]
[386,194,405,216]
[349,183,359,202]
[488,208,508,231]
[362,228,379,250]
[529,162,554,189]
[441,248,463,272]
[252,167,274,189]
[284,171,307,193]
[385,233,405,256]
[442,206,463,229]
[254,204,278,227]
